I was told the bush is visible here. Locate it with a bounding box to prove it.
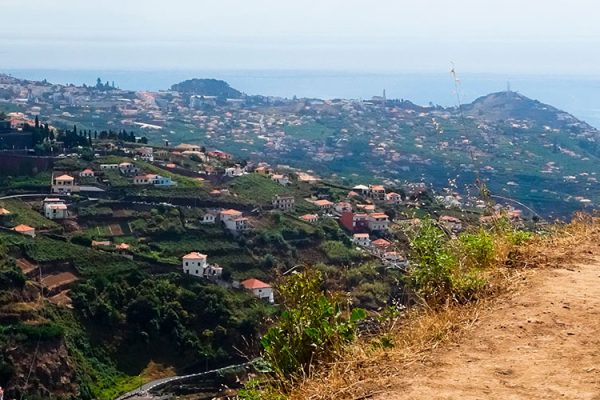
[260,270,366,378]
[408,219,456,304]
[458,229,495,269]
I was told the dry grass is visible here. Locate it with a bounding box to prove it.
[286,216,600,400]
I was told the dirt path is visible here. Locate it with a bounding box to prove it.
[376,258,600,400]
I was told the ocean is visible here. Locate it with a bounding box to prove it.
[5,69,600,128]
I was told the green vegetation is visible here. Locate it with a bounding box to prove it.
[227,174,295,205]
[319,240,362,264]
[284,121,335,141]
[260,270,366,378]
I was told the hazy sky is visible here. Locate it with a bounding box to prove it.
[2,0,600,73]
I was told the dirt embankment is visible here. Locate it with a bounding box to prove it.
[375,256,600,400]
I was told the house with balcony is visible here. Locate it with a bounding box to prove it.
[272,195,295,211]
[51,174,79,194]
[182,252,208,277]
[352,233,371,247]
[368,213,390,232]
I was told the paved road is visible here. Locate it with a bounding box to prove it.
[114,360,258,400]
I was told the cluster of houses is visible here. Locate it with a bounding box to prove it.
[196,208,251,234]
[181,252,274,303]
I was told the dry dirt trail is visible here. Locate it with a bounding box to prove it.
[375,257,600,400]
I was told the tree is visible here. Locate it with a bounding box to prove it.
[34,115,39,129]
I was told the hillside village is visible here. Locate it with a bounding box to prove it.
[0,75,568,400]
[2,74,600,217]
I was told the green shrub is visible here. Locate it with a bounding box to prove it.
[408,219,456,303]
[458,229,495,269]
[506,230,533,245]
[260,270,366,378]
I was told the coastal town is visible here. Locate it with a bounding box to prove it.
[1,74,599,217]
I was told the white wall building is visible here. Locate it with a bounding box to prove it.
[241,278,274,303]
[51,174,79,194]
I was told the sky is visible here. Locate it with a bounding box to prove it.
[2,0,600,74]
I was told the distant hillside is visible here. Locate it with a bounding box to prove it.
[463,91,594,130]
[170,78,243,98]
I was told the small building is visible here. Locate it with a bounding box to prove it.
[352,233,371,247]
[133,174,175,187]
[0,207,12,216]
[300,214,319,223]
[313,199,334,212]
[369,185,386,200]
[13,224,35,238]
[241,278,274,303]
[352,184,370,196]
[44,199,67,220]
[100,164,119,170]
[136,147,154,162]
[225,217,249,233]
[271,174,290,186]
[219,209,243,222]
[372,238,391,255]
[151,175,176,187]
[79,168,94,178]
[119,162,139,176]
[385,192,402,205]
[224,165,245,177]
[368,213,390,232]
[175,143,201,152]
[200,212,217,224]
[51,174,79,194]
[182,252,208,277]
[334,201,353,215]
[272,195,295,211]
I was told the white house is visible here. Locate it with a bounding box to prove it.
[119,162,139,176]
[182,252,223,279]
[300,214,319,223]
[219,209,249,233]
[79,168,94,178]
[200,212,217,224]
[334,201,353,215]
[272,195,295,211]
[136,147,154,162]
[100,164,119,170]
[44,199,67,220]
[133,174,152,185]
[352,233,371,247]
[271,174,290,186]
[385,192,402,205]
[241,278,274,303]
[224,165,245,177]
[313,199,334,212]
[367,213,390,232]
[352,184,370,196]
[134,174,175,187]
[225,217,249,233]
[51,174,79,194]
[369,185,386,200]
[151,175,176,187]
[182,252,208,276]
